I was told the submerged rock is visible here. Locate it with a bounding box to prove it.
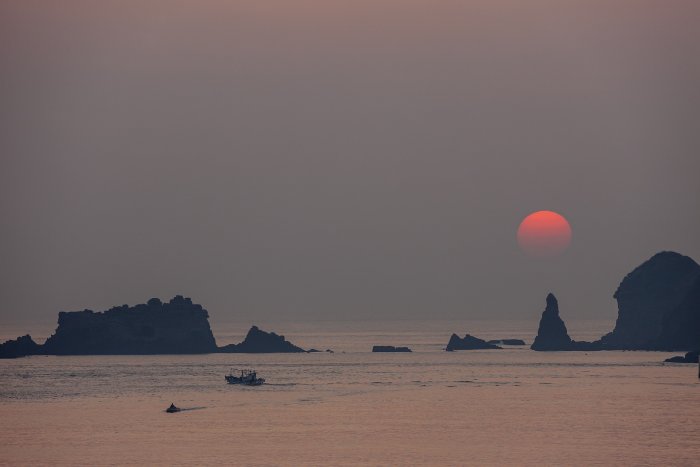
[41,295,218,355]
[372,345,412,352]
[218,326,305,353]
[446,334,501,351]
[0,335,42,359]
[487,339,526,346]
[664,351,699,364]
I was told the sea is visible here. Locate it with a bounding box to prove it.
[1,320,698,466]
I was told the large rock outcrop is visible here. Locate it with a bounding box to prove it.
[531,294,599,351]
[218,326,305,353]
[0,335,42,358]
[446,333,501,351]
[40,296,218,355]
[0,297,315,358]
[532,252,700,352]
[598,251,700,350]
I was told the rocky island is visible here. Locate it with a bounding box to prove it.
[532,251,700,352]
[446,333,501,351]
[38,296,218,355]
[0,296,306,357]
[218,325,305,353]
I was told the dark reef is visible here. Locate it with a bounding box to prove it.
[372,345,412,352]
[446,334,501,351]
[218,326,305,353]
[532,251,700,352]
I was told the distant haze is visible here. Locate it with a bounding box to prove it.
[1,1,699,326]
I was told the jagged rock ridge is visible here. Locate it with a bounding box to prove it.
[446,333,501,351]
[0,335,42,359]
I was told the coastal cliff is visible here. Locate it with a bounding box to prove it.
[218,326,305,353]
[41,296,218,355]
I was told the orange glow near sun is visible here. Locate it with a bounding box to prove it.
[517,210,572,257]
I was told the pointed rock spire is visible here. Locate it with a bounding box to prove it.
[531,293,573,351]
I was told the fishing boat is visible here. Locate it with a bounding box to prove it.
[166,403,181,413]
[225,369,265,386]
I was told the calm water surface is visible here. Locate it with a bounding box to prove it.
[1,321,698,466]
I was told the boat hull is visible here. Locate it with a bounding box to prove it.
[225,375,265,386]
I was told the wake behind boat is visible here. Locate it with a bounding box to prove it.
[225,369,265,386]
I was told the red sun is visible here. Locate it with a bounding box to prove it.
[517,210,572,257]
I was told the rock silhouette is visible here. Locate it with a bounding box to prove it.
[599,251,700,350]
[531,294,599,351]
[533,252,700,351]
[0,335,42,358]
[664,351,699,364]
[531,294,573,351]
[655,276,700,351]
[40,295,218,355]
[372,345,412,352]
[218,326,305,353]
[3,251,699,358]
[446,334,501,351]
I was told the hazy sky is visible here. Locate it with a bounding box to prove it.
[2,0,699,327]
